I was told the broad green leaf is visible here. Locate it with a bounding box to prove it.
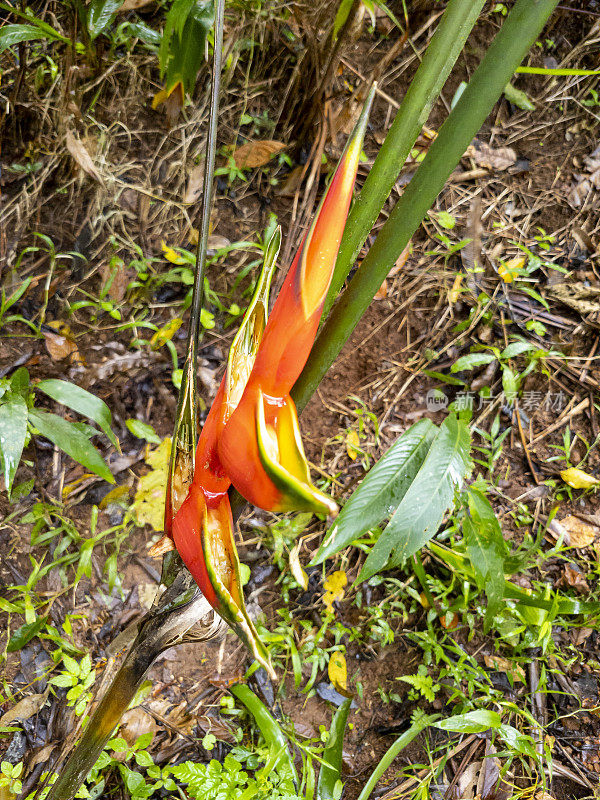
[125,419,161,444]
[36,379,119,449]
[434,709,501,733]
[313,419,436,564]
[10,366,30,397]
[86,0,121,39]
[501,341,536,359]
[0,394,28,494]
[359,415,471,581]
[450,352,496,373]
[464,488,507,631]
[7,615,48,652]
[29,409,114,484]
[332,0,353,41]
[0,23,59,52]
[498,724,538,757]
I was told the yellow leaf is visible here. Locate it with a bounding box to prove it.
[289,543,308,590]
[233,139,286,169]
[133,438,171,531]
[560,467,600,490]
[346,429,360,460]
[498,255,526,283]
[149,318,182,350]
[448,273,464,303]
[161,241,187,265]
[323,570,347,613]
[328,651,347,692]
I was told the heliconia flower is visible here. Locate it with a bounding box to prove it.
[217,88,375,516]
[169,242,282,679]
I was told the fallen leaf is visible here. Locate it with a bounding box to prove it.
[289,542,308,590]
[498,255,526,283]
[323,570,347,612]
[152,82,184,125]
[558,515,600,548]
[562,564,589,593]
[345,429,360,460]
[560,467,600,490]
[120,704,162,746]
[484,654,526,683]
[183,164,204,204]
[504,82,535,110]
[100,258,130,302]
[149,318,182,350]
[0,693,46,725]
[572,627,593,646]
[188,231,231,251]
[133,438,171,531]
[161,241,187,265]
[65,129,102,183]
[448,273,464,303]
[233,140,286,169]
[28,743,55,769]
[328,651,348,693]
[277,165,304,197]
[374,279,388,299]
[547,282,600,321]
[43,321,83,364]
[467,140,517,171]
[119,0,154,11]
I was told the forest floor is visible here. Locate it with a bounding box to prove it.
[2,2,600,799]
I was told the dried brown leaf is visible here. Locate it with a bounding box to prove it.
[65,129,102,183]
[467,141,517,171]
[0,693,46,725]
[277,165,304,197]
[183,164,204,204]
[558,515,600,548]
[562,564,589,594]
[233,140,286,169]
[43,322,82,364]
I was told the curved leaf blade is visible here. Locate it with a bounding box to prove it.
[317,698,351,800]
[0,394,28,494]
[313,418,436,564]
[359,414,471,581]
[29,409,114,484]
[36,379,119,450]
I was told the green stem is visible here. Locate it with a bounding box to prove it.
[294,0,559,410]
[323,0,486,319]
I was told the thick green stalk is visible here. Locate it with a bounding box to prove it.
[323,0,486,318]
[294,0,559,410]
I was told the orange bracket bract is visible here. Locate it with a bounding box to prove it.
[218,88,375,516]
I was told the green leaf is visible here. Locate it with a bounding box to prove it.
[503,82,535,110]
[86,0,121,39]
[317,699,351,800]
[498,723,538,757]
[230,684,298,785]
[36,379,119,449]
[434,709,502,733]
[125,419,161,444]
[313,419,436,564]
[0,23,57,52]
[501,341,536,359]
[463,488,507,630]
[359,415,471,581]
[501,365,517,402]
[28,409,114,484]
[332,0,353,41]
[450,352,496,372]
[0,394,28,494]
[7,615,48,652]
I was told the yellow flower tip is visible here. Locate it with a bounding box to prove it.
[148,535,176,558]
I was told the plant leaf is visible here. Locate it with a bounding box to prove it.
[0,23,62,52]
[434,709,501,733]
[463,488,507,631]
[36,379,119,449]
[0,394,28,494]
[313,418,436,564]
[86,0,121,38]
[7,616,48,652]
[28,409,114,484]
[359,415,471,581]
[125,419,161,444]
[450,352,496,372]
[317,698,351,800]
